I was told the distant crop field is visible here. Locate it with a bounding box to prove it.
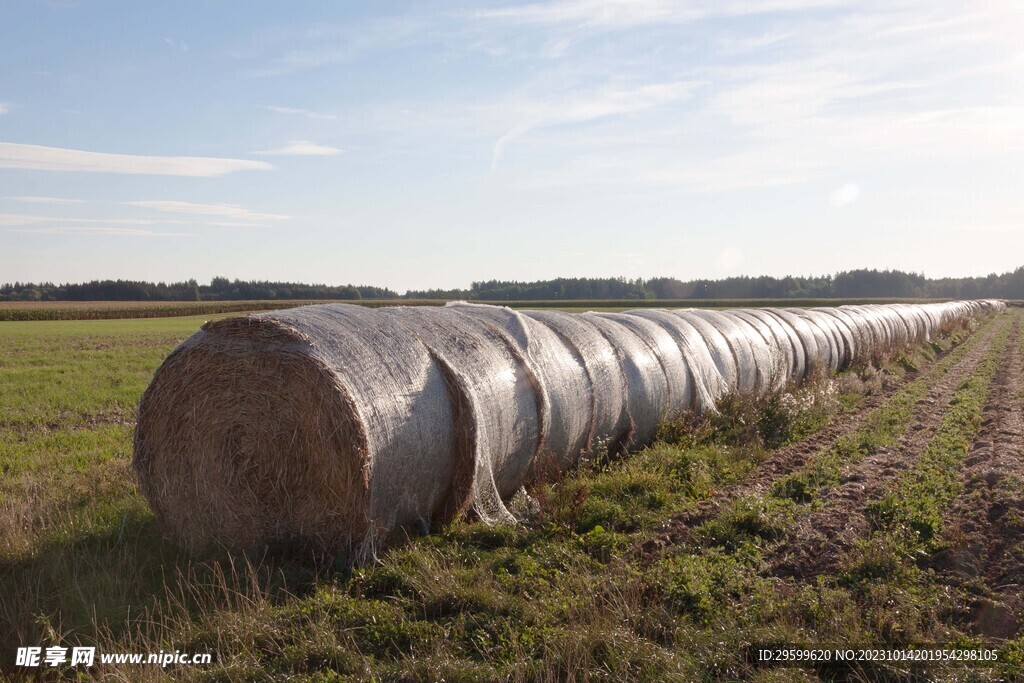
[0,297,953,321]
[1,309,1021,679]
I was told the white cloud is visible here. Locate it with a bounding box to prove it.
[7,226,190,237]
[264,105,341,121]
[829,183,861,207]
[163,36,189,52]
[4,196,286,222]
[0,214,273,233]
[243,17,425,77]
[482,1,1024,198]
[125,200,290,222]
[474,0,847,27]
[0,102,10,115]
[0,213,156,226]
[0,142,274,176]
[251,140,341,156]
[492,80,698,167]
[6,195,89,205]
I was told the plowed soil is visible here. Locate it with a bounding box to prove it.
[637,321,1000,560]
[770,322,1005,579]
[929,319,1024,640]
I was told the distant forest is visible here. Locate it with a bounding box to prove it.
[3,268,1024,302]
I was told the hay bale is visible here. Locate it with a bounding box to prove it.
[581,313,668,449]
[135,300,992,559]
[669,311,740,392]
[446,302,591,472]
[761,309,821,378]
[623,309,727,413]
[376,306,542,524]
[729,310,792,392]
[810,308,856,368]
[875,306,912,346]
[134,304,464,560]
[523,310,632,459]
[735,308,806,384]
[721,311,780,393]
[683,310,763,394]
[594,312,693,418]
[785,309,841,372]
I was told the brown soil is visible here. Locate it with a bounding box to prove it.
[769,321,1005,580]
[635,322,999,563]
[927,320,1024,641]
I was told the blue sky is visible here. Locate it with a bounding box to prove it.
[1,0,1022,292]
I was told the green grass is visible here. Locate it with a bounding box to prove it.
[866,322,1009,542]
[770,316,994,505]
[0,297,952,320]
[0,309,1017,680]
[0,317,211,429]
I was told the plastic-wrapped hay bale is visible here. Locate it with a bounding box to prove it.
[785,309,840,372]
[594,312,693,418]
[900,305,931,341]
[802,309,851,369]
[445,302,591,472]
[874,305,911,347]
[623,309,727,413]
[757,310,814,378]
[524,310,632,458]
[902,305,929,341]
[682,310,764,393]
[813,308,860,367]
[135,299,992,560]
[836,306,885,360]
[729,310,792,392]
[915,305,942,336]
[377,306,541,524]
[134,303,466,560]
[736,308,806,384]
[890,304,920,342]
[860,305,898,351]
[721,311,781,393]
[670,311,741,392]
[582,312,668,449]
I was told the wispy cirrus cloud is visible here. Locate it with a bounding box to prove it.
[6,195,288,223]
[0,142,273,176]
[0,213,157,226]
[264,105,341,120]
[163,36,188,52]
[2,195,287,237]
[0,102,11,115]
[251,140,341,156]
[242,17,425,77]
[124,199,290,222]
[473,0,848,27]
[5,195,88,205]
[491,80,699,167]
[8,225,191,237]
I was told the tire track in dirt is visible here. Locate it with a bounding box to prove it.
[636,321,999,560]
[767,317,1009,580]
[929,316,1024,640]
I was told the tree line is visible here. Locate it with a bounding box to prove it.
[3,268,1024,302]
[0,278,397,302]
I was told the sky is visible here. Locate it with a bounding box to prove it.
[1,0,1022,292]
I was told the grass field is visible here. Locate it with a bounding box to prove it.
[0,298,970,321]
[2,308,1023,680]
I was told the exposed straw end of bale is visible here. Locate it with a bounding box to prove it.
[133,315,371,558]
